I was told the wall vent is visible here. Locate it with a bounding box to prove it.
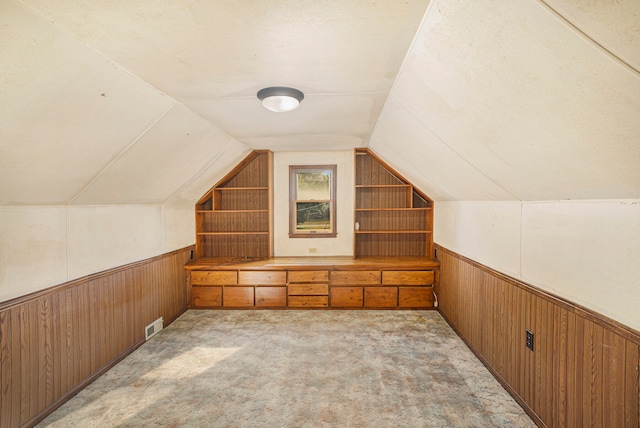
[145,317,163,341]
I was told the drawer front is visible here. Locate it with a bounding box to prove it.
[223,287,255,307]
[331,287,364,307]
[398,287,433,308]
[238,270,286,285]
[288,283,329,296]
[330,270,380,285]
[364,287,398,308]
[191,286,222,307]
[288,270,329,283]
[255,287,287,307]
[288,296,329,308]
[191,270,237,285]
[382,271,434,286]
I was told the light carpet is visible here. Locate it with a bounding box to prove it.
[38,310,535,427]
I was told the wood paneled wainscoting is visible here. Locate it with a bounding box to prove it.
[0,247,193,428]
[436,244,640,428]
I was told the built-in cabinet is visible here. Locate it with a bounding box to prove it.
[188,148,438,310]
[354,148,433,258]
[194,150,273,259]
[186,258,438,309]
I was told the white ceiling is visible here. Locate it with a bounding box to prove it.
[1,0,639,205]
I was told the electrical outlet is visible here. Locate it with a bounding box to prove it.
[526,330,534,351]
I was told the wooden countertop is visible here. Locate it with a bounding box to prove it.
[185,256,440,271]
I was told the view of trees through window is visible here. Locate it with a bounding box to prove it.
[289,165,336,237]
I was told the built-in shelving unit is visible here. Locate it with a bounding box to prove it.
[195,150,273,259]
[354,148,434,257]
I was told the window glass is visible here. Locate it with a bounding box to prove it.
[289,166,336,238]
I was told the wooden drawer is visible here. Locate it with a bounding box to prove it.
[330,270,380,285]
[398,287,433,307]
[238,270,286,285]
[288,283,329,296]
[191,286,222,307]
[288,270,329,283]
[255,287,286,307]
[382,271,434,286]
[364,287,398,308]
[288,296,328,308]
[331,287,363,307]
[191,270,237,285]
[223,287,254,307]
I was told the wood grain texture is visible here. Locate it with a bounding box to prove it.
[330,287,364,307]
[287,296,329,308]
[0,247,192,428]
[354,149,433,258]
[288,284,329,296]
[364,287,398,307]
[223,287,254,307]
[191,286,223,307]
[330,270,381,285]
[196,150,273,259]
[398,287,433,307]
[382,270,434,285]
[254,287,286,307]
[186,257,439,309]
[436,244,640,428]
[287,270,329,283]
[238,270,286,285]
[191,270,238,285]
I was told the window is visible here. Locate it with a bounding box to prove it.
[289,165,336,238]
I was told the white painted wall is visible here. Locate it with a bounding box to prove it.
[435,200,640,331]
[0,203,195,302]
[0,206,68,301]
[273,151,354,257]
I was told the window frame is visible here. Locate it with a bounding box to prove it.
[289,165,337,238]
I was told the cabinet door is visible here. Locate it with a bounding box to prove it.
[191,271,238,285]
[331,287,364,307]
[382,271,434,286]
[331,271,380,285]
[191,286,222,307]
[255,287,286,307]
[288,296,329,308]
[238,270,286,285]
[398,287,433,307]
[288,270,329,282]
[364,287,398,308]
[288,284,329,296]
[223,287,255,307]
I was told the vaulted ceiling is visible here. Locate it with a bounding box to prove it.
[2,0,639,206]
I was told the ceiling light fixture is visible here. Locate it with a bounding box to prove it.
[257,86,304,112]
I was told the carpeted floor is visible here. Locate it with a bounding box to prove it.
[38,310,535,427]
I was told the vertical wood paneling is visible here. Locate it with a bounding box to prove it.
[437,245,640,428]
[0,247,191,428]
[553,305,569,427]
[603,329,626,427]
[625,342,639,426]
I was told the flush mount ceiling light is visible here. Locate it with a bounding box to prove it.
[257,86,304,112]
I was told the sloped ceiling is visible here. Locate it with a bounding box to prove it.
[370,0,640,201]
[1,0,639,206]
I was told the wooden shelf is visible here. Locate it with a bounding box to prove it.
[195,150,273,259]
[354,148,433,258]
[355,230,432,234]
[355,184,411,188]
[196,210,268,214]
[197,232,269,236]
[215,187,269,191]
[355,207,431,212]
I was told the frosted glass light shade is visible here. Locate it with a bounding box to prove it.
[257,87,304,112]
